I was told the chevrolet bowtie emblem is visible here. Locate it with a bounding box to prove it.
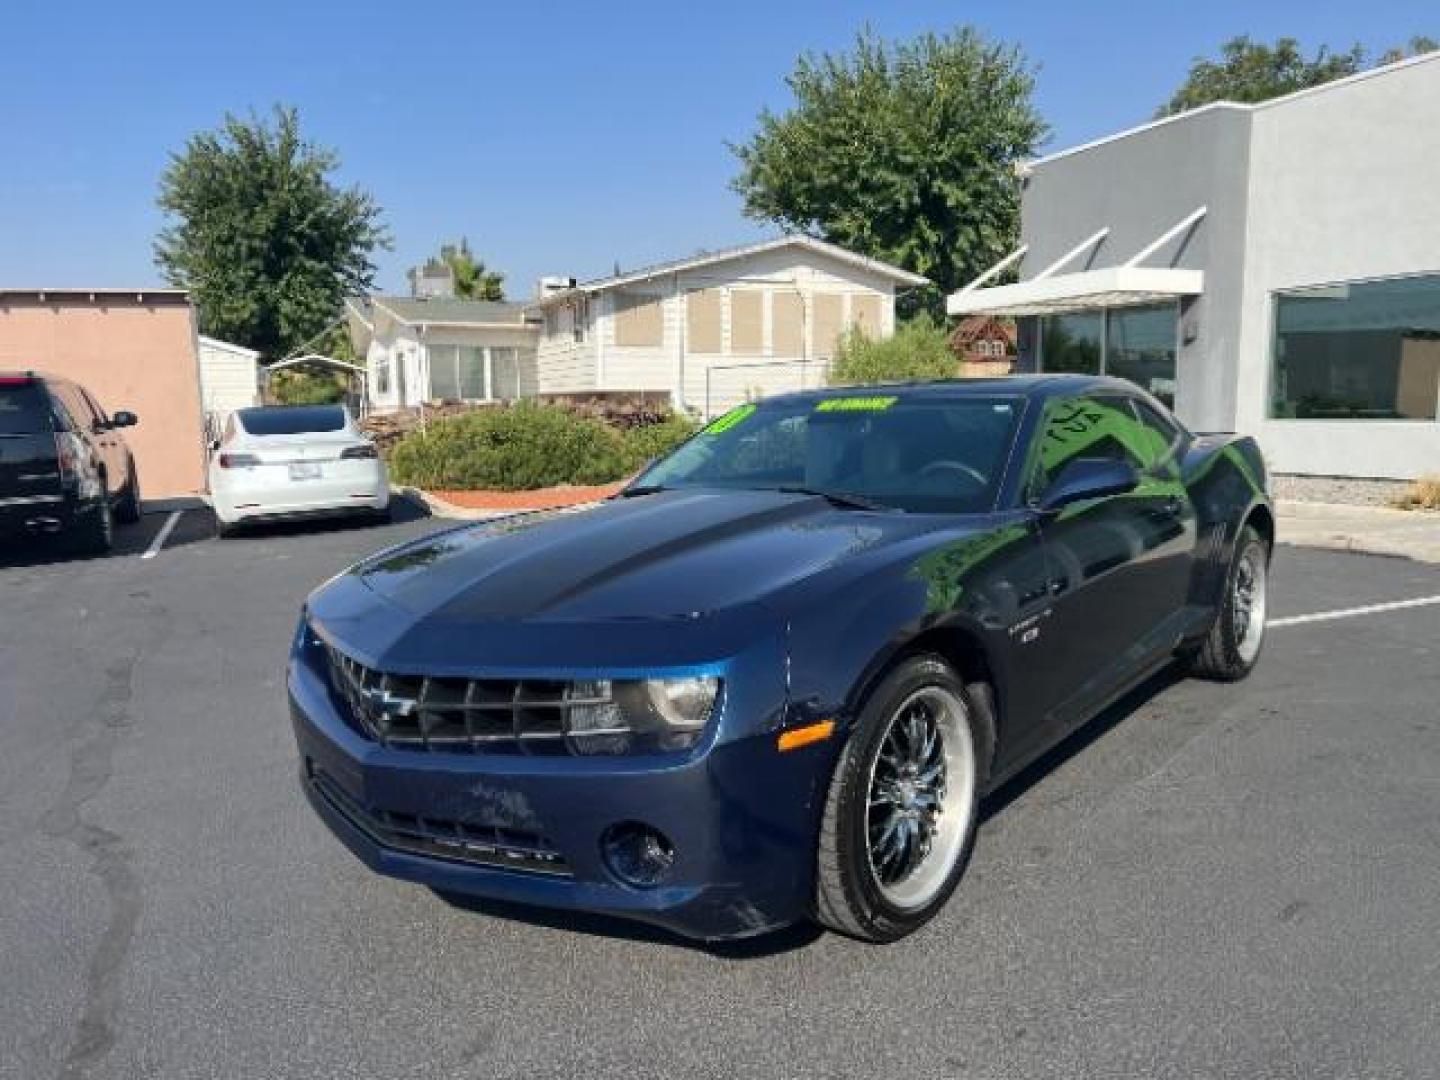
[362,687,418,718]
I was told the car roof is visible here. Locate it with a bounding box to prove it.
[757,374,1144,407]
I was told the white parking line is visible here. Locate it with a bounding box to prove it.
[1271,594,1440,628]
[140,511,182,560]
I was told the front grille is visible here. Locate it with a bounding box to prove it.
[324,645,617,756]
[309,767,570,876]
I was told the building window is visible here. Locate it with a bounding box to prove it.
[772,291,804,357]
[1040,312,1102,375]
[1106,304,1178,408]
[427,344,488,401]
[614,291,664,347]
[1271,274,1440,420]
[687,288,723,354]
[1039,303,1178,408]
[573,298,589,344]
[730,290,764,354]
[375,356,391,396]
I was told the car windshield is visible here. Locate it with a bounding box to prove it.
[634,394,1024,513]
[238,405,346,436]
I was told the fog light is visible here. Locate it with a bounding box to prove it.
[601,822,675,888]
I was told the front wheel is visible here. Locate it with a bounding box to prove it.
[1186,525,1269,681]
[74,498,115,555]
[813,655,987,943]
[115,463,141,524]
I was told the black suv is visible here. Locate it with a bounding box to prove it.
[0,372,141,553]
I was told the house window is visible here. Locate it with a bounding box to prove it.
[813,294,845,358]
[427,344,488,401]
[614,291,663,347]
[573,298,589,344]
[850,293,883,337]
[687,288,723,354]
[375,356,391,396]
[730,290,764,354]
[772,291,804,356]
[1271,273,1440,420]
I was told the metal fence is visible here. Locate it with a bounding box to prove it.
[700,358,832,420]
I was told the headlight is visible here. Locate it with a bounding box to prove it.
[563,677,720,755]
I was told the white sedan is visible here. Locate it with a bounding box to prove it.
[209,405,390,535]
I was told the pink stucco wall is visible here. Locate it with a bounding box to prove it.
[0,292,206,500]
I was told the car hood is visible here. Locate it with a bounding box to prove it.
[343,488,969,624]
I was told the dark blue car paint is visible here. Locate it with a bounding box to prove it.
[289,375,1272,939]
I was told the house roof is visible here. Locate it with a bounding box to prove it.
[368,296,538,328]
[197,335,261,360]
[529,235,929,307]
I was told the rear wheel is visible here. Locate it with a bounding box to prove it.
[1186,525,1269,681]
[814,655,986,943]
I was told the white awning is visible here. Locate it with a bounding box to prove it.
[946,266,1204,318]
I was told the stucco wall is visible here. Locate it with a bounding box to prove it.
[1237,58,1440,478]
[0,294,206,500]
[1021,105,1254,432]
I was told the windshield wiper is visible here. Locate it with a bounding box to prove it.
[773,485,891,511]
[615,483,670,498]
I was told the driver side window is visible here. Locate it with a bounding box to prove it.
[1029,395,1148,498]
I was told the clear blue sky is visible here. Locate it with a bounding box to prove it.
[2,0,1431,296]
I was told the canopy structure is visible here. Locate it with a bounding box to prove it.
[948,207,1207,318]
[263,353,369,416]
[947,265,1204,318]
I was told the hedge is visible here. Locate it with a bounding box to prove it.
[387,402,697,491]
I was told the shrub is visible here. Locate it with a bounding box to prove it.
[828,313,958,386]
[270,368,348,405]
[622,413,699,468]
[386,402,699,491]
[1391,476,1440,510]
[389,403,632,491]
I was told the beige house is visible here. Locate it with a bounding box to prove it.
[527,236,928,416]
[0,289,207,501]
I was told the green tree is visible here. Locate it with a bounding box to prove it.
[731,27,1046,318]
[439,238,505,300]
[829,314,957,385]
[1158,35,1437,116]
[155,106,389,360]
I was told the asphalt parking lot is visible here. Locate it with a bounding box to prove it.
[2,508,1438,1079]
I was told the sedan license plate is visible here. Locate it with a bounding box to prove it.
[289,462,322,481]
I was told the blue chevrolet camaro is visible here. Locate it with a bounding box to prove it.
[289,375,1273,942]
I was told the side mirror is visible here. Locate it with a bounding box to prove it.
[111,410,138,428]
[1037,457,1139,514]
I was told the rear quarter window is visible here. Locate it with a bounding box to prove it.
[0,384,53,435]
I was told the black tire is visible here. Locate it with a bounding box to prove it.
[215,519,239,539]
[115,463,141,524]
[813,655,991,943]
[74,498,115,555]
[1186,525,1269,681]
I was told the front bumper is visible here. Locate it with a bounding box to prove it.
[288,625,834,941]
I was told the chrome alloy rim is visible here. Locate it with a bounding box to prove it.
[1234,546,1268,663]
[864,686,976,910]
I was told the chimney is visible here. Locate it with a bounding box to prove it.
[409,259,456,299]
[535,275,577,300]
